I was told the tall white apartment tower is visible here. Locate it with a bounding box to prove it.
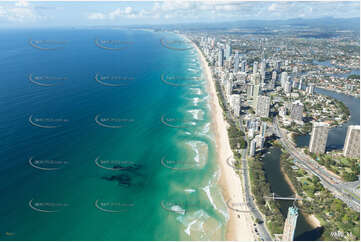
[255,95,271,118]
[280,72,288,88]
[218,49,224,67]
[253,61,258,74]
[234,51,239,72]
[343,125,360,158]
[309,122,329,154]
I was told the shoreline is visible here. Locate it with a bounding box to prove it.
[185,35,254,241]
[316,86,360,98]
[280,158,322,230]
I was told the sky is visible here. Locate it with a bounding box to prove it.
[0,0,360,28]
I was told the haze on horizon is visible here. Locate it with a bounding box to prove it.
[0,0,360,28]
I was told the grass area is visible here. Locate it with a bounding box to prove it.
[305,150,360,182]
[280,152,360,241]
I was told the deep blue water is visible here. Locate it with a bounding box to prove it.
[0,29,227,240]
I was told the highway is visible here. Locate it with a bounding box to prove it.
[273,117,360,212]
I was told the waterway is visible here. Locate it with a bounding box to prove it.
[261,147,322,240]
[263,87,360,240]
[294,88,360,149]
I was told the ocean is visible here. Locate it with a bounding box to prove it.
[0,28,228,240]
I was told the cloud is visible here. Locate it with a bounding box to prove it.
[88,6,142,20]
[86,1,359,23]
[268,3,277,11]
[0,0,45,22]
[88,12,106,20]
[15,0,29,8]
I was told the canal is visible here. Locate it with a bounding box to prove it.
[261,147,321,240]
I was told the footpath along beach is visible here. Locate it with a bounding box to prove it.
[184,35,254,241]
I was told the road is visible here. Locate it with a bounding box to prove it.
[273,117,360,212]
[218,89,273,240]
[239,148,273,241]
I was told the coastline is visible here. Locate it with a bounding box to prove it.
[186,36,254,241]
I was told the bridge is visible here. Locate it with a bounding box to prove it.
[264,193,303,201]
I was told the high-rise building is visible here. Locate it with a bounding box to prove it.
[272,71,277,81]
[309,122,329,154]
[218,49,224,67]
[298,79,303,90]
[250,139,256,157]
[226,79,233,101]
[255,95,271,118]
[260,122,267,137]
[275,60,281,72]
[269,79,275,90]
[260,61,266,74]
[247,84,254,99]
[290,100,304,122]
[281,206,299,241]
[280,72,288,88]
[234,51,239,72]
[247,84,260,100]
[292,80,298,89]
[284,80,292,93]
[251,73,261,85]
[241,60,246,72]
[253,84,260,99]
[308,83,315,95]
[230,94,241,118]
[343,125,360,158]
[259,136,265,149]
[253,61,258,74]
[225,42,232,60]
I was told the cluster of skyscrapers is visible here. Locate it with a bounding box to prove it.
[198,36,360,160]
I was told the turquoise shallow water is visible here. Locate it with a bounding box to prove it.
[0,29,228,240]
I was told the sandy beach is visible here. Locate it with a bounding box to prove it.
[185,36,254,241]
